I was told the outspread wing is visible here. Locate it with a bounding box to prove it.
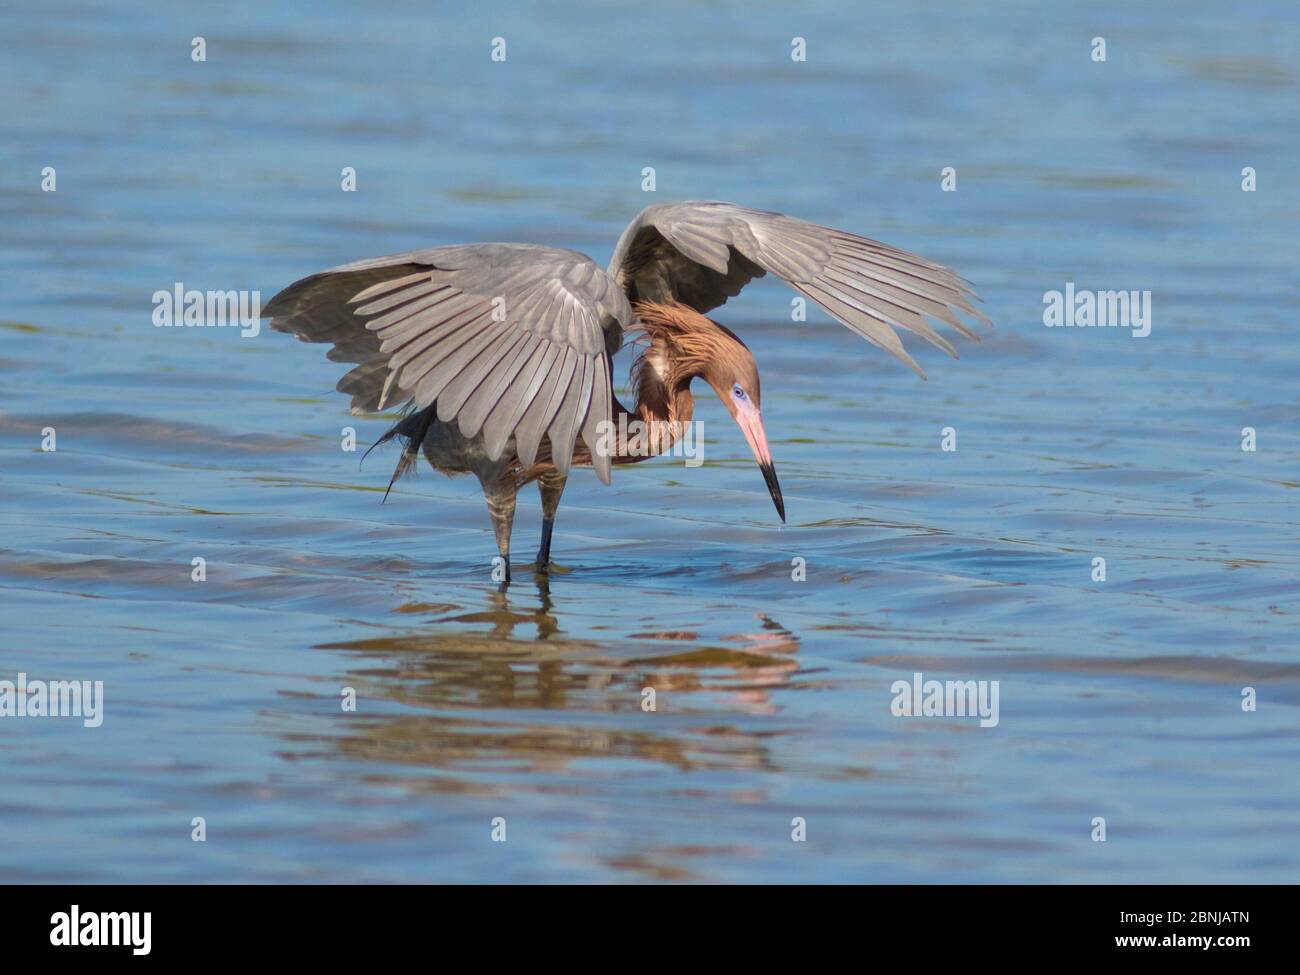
[263,243,630,482]
[608,200,989,377]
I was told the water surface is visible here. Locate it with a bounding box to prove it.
[1,0,1297,882]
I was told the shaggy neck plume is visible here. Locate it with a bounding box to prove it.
[609,301,712,462]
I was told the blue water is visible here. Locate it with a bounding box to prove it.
[1,0,1297,882]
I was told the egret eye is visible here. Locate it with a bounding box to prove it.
[732,384,745,400]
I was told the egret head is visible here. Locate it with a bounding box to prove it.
[633,301,784,522]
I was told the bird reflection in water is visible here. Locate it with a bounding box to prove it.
[311,575,802,781]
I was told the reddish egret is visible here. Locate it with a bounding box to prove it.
[263,201,988,581]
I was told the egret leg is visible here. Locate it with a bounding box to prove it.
[482,479,518,590]
[536,471,568,570]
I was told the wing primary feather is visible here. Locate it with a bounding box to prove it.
[354,280,448,316]
[395,306,492,390]
[482,342,559,461]
[365,288,463,333]
[581,355,613,484]
[546,354,590,474]
[798,282,926,378]
[828,258,977,336]
[438,326,525,421]
[820,267,957,355]
[458,334,540,439]
[515,347,577,467]
[349,270,432,304]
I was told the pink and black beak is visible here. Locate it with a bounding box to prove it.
[734,402,785,522]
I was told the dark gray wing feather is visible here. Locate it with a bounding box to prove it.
[263,244,630,482]
[608,201,989,377]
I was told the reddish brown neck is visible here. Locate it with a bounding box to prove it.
[610,361,696,464]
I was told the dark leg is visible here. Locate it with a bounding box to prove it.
[535,472,567,570]
[537,518,554,569]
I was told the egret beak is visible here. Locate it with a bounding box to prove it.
[735,406,785,522]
